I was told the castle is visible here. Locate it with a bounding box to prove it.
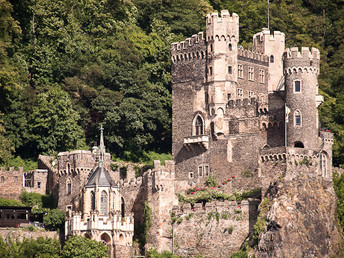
[0,10,334,257]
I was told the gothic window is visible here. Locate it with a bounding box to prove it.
[66,178,72,195]
[259,69,265,83]
[195,116,204,136]
[294,110,302,126]
[320,153,327,177]
[100,191,107,215]
[294,80,301,93]
[238,65,243,78]
[270,55,274,63]
[91,191,95,211]
[248,67,254,81]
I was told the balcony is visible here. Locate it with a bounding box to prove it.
[183,135,209,151]
[316,94,323,107]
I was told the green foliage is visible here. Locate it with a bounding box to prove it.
[0,197,24,206]
[230,249,248,258]
[61,235,108,258]
[147,249,180,258]
[205,173,217,187]
[176,217,183,224]
[142,151,172,166]
[2,156,37,171]
[221,213,228,219]
[228,226,234,234]
[333,171,344,228]
[143,201,152,245]
[253,198,272,243]
[241,169,253,178]
[44,209,65,231]
[215,212,220,222]
[207,212,213,220]
[20,191,54,213]
[0,117,14,164]
[185,213,193,220]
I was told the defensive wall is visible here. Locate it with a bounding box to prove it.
[171,199,260,257]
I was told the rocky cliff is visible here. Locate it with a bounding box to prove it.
[256,174,343,257]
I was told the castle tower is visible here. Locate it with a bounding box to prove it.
[205,11,239,135]
[284,47,320,149]
[253,28,285,92]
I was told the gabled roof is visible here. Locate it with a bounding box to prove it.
[86,166,114,187]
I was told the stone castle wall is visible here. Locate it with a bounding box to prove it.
[172,199,260,257]
[0,167,24,200]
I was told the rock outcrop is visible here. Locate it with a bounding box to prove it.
[256,174,342,257]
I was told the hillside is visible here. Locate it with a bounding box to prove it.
[1,0,344,166]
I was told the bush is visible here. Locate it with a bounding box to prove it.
[44,209,65,231]
[20,191,54,213]
[0,197,24,207]
[241,169,253,178]
[205,173,217,187]
[61,235,108,258]
[228,226,234,234]
[147,249,180,258]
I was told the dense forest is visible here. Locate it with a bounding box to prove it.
[1,0,344,166]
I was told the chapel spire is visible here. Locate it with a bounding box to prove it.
[99,125,105,168]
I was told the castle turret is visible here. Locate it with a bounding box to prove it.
[284,47,320,149]
[253,28,285,92]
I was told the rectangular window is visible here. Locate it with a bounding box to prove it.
[248,67,254,81]
[295,115,301,126]
[37,182,41,188]
[237,88,243,97]
[204,166,209,177]
[228,66,232,74]
[209,67,213,76]
[14,176,18,183]
[259,69,265,83]
[294,80,301,92]
[198,166,203,177]
[189,172,194,179]
[1,176,4,183]
[238,65,243,78]
[227,93,231,101]
[249,91,254,98]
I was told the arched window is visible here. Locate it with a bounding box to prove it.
[66,178,72,195]
[270,55,274,63]
[320,152,327,177]
[294,110,301,127]
[121,197,125,218]
[100,191,107,215]
[195,116,204,135]
[90,191,95,211]
[228,43,232,51]
[294,141,304,148]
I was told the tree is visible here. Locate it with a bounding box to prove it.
[28,86,86,154]
[0,117,14,164]
[44,209,65,231]
[61,235,108,258]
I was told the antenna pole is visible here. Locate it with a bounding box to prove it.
[268,0,270,30]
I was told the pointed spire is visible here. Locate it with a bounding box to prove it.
[99,125,105,168]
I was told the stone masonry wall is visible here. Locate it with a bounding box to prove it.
[0,228,58,242]
[172,199,260,257]
[0,167,24,200]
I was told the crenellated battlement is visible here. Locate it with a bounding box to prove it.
[284,47,320,60]
[253,28,285,43]
[237,48,269,63]
[0,167,24,173]
[320,130,334,144]
[171,32,205,52]
[206,11,239,27]
[227,97,257,108]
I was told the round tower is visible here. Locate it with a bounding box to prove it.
[284,47,320,149]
